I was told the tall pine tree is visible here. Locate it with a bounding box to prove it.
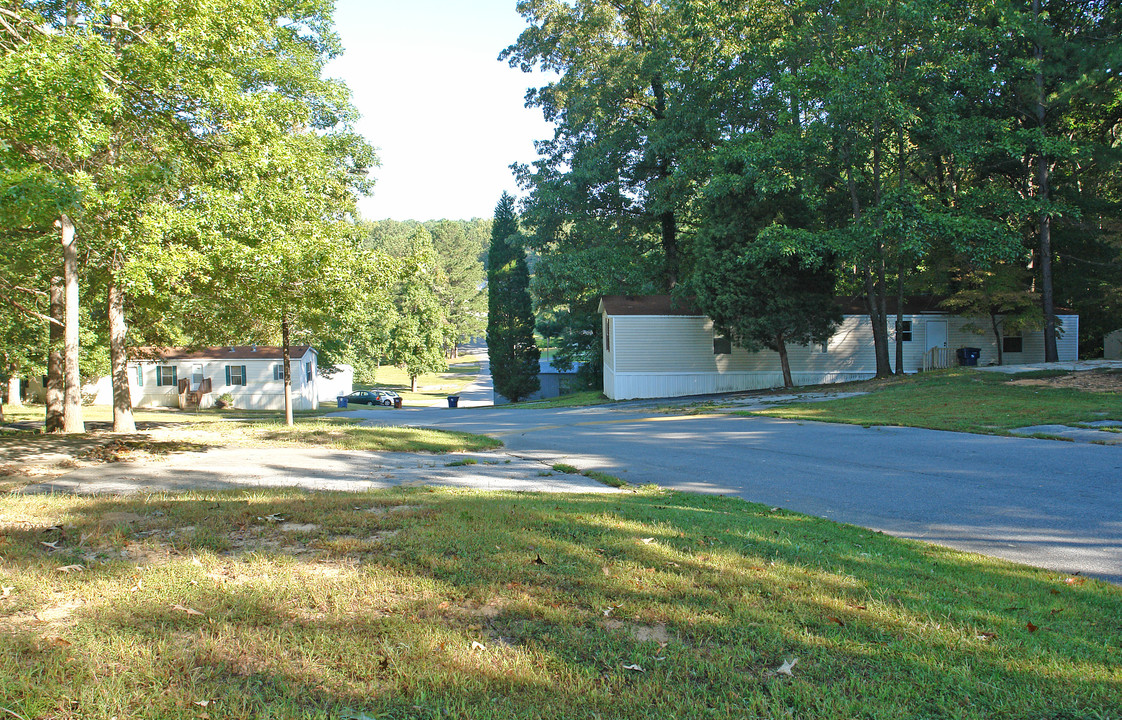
[487,193,540,402]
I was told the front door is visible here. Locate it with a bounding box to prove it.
[926,320,948,352]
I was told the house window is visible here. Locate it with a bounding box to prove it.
[305,362,313,382]
[713,335,732,355]
[604,318,611,352]
[274,364,285,381]
[1003,335,1024,353]
[897,320,912,341]
[226,365,247,386]
[191,364,203,388]
[157,366,177,387]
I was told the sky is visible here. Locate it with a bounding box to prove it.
[325,1,554,222]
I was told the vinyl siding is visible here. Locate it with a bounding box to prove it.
[129,351,318,410]
[603,311,1079,400]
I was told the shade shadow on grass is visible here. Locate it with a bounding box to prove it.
[1,489,1118,719]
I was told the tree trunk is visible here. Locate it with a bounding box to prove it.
[845,144,892,377]
[107,275,135,433]
[894,270,906,374]
[46,277,65,433]
[1033,0,1058,363]
[864,269,892,377]
[992,312,1004,366]
[411,375,418,392]
[7,375,21,407]
[650,75,678,288]
[282,312,293,427]
[776,334,794,389]
[60,215,83,433]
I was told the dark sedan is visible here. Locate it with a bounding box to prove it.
[342,390,381,405]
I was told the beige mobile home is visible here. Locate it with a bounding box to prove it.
[599,295,1079,401]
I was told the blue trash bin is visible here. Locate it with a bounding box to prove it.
[447,396,460,408]
[337,396,348,408]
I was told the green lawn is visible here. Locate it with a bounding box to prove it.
[357,353,485,406]
[504,390,610,409]
[1,487,1117,719]
[750,368,1122,434]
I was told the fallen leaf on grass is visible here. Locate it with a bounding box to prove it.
[171,604,204,616]
[976,631,997,641]
[776,658,798,676]
[193,700,211,707]
[640,537,654,544]
[259,514,286,523]
[1026,621,1039,632]
[1,586,13,599]
[1064,576,1086,586]
[531,553,547,565]
[46,636,72,647]
[846,603,867,610]
[603,604,622,617]
[41,541,62,551]
[622,663,645,672]
[826,615,845,627]
[56,565,84,573]
[471,641,486,651]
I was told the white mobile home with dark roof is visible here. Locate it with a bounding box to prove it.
[128,345,322,411]
[599,295,1079,400]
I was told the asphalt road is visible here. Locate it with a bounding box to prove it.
[347,402,1122,584]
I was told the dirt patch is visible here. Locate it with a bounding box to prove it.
[603,619,672,644]
[1007,369,1122,393]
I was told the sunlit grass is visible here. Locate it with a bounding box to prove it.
[3,488,1114,719]
[357,353,486,406]
[750,368,1122,434]
[504,390,609,409]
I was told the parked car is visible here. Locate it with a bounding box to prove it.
[373,390,400,406]
[342,390,380,406]
[342,390,401,407]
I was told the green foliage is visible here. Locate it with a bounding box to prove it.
[506,0,1122,369]
[429,219,487,351]
[487,193,539,403]
[385,227,448,388]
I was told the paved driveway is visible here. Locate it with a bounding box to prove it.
[347,403,1122,583]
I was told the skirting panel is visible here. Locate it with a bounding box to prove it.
[606,371,875,400]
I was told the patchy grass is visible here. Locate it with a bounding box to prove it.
[504,390,610,409]
[151,418,502,454]
[0,408,500,492]
[551,463,628,489]
[0,488,1118,719]
[749,368,1122,434]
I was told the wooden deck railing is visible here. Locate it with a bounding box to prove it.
[178,377,213,409]
[923,347,952,371]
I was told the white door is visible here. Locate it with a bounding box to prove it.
[926,321,948,351]
[191,364,203,389]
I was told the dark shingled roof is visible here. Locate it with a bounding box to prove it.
[130,346,313,361]
[598,295,703,316]
[601,295,954,317]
